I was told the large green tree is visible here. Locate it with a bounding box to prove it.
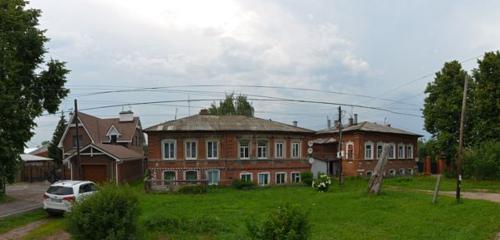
[472,51,500,143]
[208,94,254,117]
[422,61,474,166]
[48,113,67,166]
[0,0,69,193]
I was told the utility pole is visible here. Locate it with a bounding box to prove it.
[74,99,82,180]
[456,76,468,203]
[338,106,343,185]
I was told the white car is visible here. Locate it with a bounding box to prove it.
[43,180,98,215]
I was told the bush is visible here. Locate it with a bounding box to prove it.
[312,173,332,192]
[464,141,500,180]
[67,184,140,240]
[301,172,313,186]
[144,214,227,234]
[247,204,311,240]
[232,179,255,190]
[177,185,207,194]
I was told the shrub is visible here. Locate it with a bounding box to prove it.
[300,172,313,186]
[144,214,227,234]
[67,184,140,240]
[232,179,255,190]
[312,173,332,192]
[247,204,311,240]
[464,141,500,180]
[177,185,207,194]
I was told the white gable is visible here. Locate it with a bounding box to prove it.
[106,125,121,137]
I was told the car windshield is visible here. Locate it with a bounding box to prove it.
[47,186,73,195]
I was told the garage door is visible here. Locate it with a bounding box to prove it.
[82,165,108,183]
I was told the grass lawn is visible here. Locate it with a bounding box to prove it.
[0,209,47,234]
[3,177,500,239]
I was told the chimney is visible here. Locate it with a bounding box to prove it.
[119,110,134,122]
[292,121,298,127]
[354,114,358,125]
[334,120,339,128]
[348,117,353,126]
[199,109,209,115]
[327,119,331,128]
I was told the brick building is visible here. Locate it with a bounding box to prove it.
[312,114,421,177]
[59,111,146,183]
[144,109,314,186]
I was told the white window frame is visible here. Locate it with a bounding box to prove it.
[398,143,405,159]
[291,142,301,159]
[388,143,396,159]
[206,169,220,185]
[185,140,197,160]
[275,172,287,185]
[257,140,268,159]
[366,170,373,177]
[364,141,374,160]
[407,168,414,175]
[399,168,406,175]
[163,170,177,183]
[406,144,414,159]
[346,142,354,160]
[206,140,219,160]
[388,169,396,176]
[275,141,284,159]
[376,142,384,159]
[184,170,198,181]
[161,139,176,160]
[240,172,253,182]
[258,172,270,186]
[239,140,250,160]
[291,172,301,183]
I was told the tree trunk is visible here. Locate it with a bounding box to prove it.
[368,144,390,195]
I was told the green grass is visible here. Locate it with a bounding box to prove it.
[384,175,500,192]
[0,209,47,234]
[21,217,65,240]
[0,195,14,204]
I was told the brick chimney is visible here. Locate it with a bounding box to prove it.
[354,114,358,125]
[199,109,209,115]
[292,121,298,127]
[348,117,353,126]
[119,110,134,122]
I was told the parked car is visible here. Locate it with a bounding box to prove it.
[43,180,98,215]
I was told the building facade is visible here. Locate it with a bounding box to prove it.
[59,111,146,183]
[312,115,421,177]
[145,110,314,186]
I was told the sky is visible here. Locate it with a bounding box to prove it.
[27,0,500,148]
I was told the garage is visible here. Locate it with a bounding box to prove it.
[82,165,108,183]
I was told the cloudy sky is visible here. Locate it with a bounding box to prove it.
[27,0,500,147]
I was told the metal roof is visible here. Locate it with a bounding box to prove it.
[316,121,422,136]
[20,154,53,162]
[144,114,314,133]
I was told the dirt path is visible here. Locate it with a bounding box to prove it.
[439,191,500,203]
[40,230,70,240]
[0,220,47,240]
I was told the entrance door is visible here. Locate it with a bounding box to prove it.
[82,165,107,182]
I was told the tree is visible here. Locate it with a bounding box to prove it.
[48,113,67,166]
[0,0,69,194]
[472,51,500,143]
[422,61,474,168]
[208,93,254,117]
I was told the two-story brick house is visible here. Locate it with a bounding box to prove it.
[58,110,146,183]
[144,109,314,186]
[312,114,422,177]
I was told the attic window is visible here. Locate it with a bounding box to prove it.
[106,125,120,143]
[110,135,117,143]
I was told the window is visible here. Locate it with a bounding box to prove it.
[376,144,383,159]
[346,143,354,159]
[364,142,374,159]
[388,169,396,176]
[275,142,284,159]
[407,168,414,175]
[185,140,197,160]
[406,144,414,159]
[291,172,301,183]
[276,172,286,184]
[110,135,117,143]
[206,169,220,185]
[162,140,176,160]
[291,142,300,158]
[207,141,218,159]
[185,171,198,181]
[388,143,395,159]
[366,171,373,177]
[398,144,405,159]
[399,168,406,175]
[163,171,176,183]
[257,140,268,159]
[239,140,250,159]
[79,183,97,193]
[258,172,270,186]
[72,135,83,148]
[240,172,252,182]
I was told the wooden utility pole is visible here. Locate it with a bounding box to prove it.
[338,106,343,185]
[368,144,389,195]
[74,99,82,180]
[456,76,468,202]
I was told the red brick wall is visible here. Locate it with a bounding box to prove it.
[62,126,92,152]
[119,159,144,182]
